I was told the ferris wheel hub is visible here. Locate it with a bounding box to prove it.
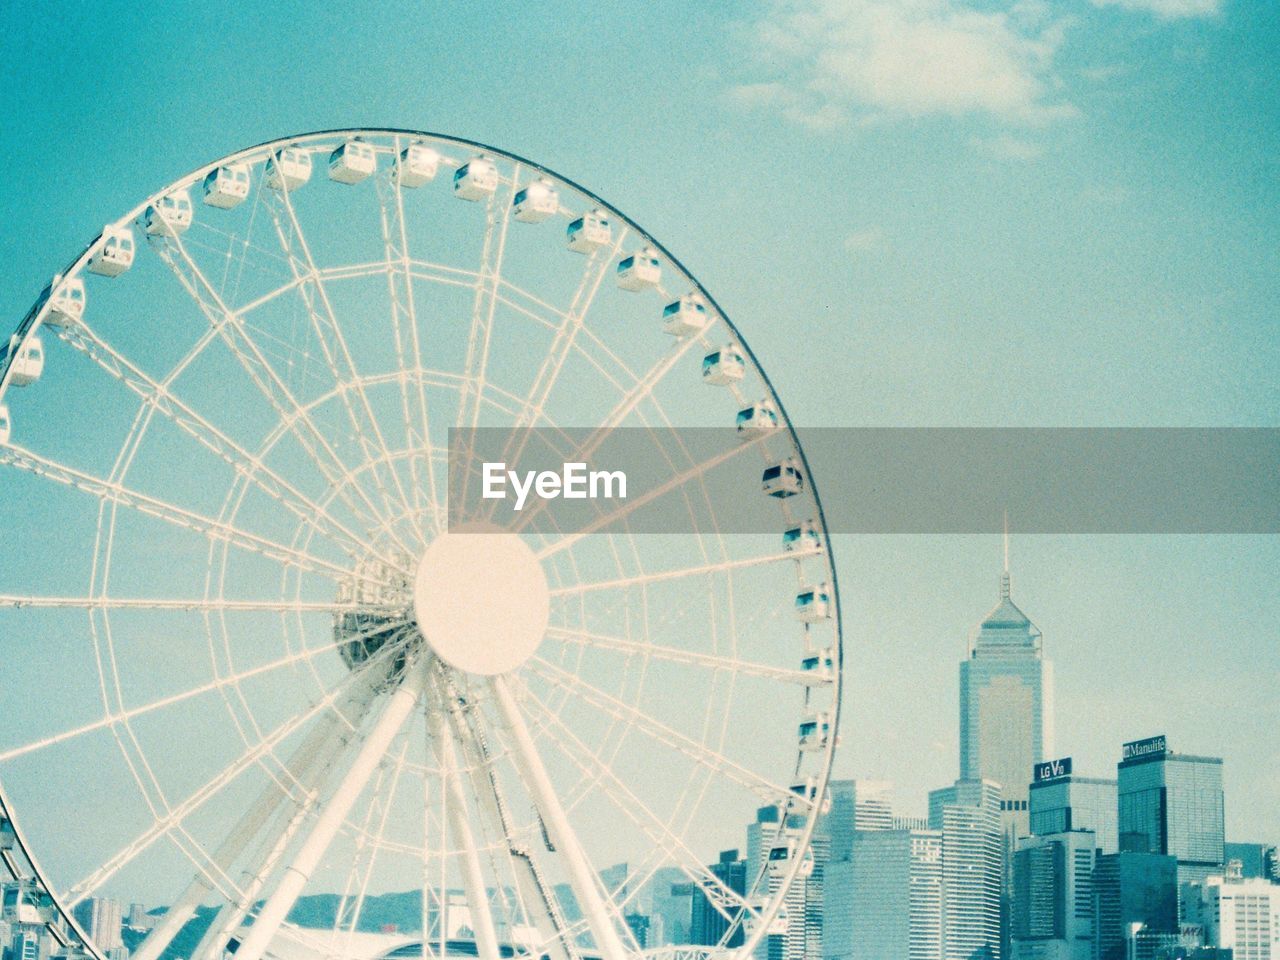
[412,526,549,676]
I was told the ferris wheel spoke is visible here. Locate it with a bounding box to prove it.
[149,235,414,556]
[376,153,443,536]
[531,433,772,557]
[48,323,404,573]
[0,443,376,584]
[0,594,395,614]
[544,626,814,686]
[489,675,631,960]
[233,657,428,960]
[263,189,418,536]
[526,656,792,805]
[515,676,760,926]
[62,651,392,905]
[454,168,521,511]
[0,616,398,766]
[550,547,816,597]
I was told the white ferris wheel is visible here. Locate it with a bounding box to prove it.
[0,130,842,960]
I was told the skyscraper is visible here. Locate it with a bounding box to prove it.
[689,850,747,947]
[1028,758,1118,855]
[1116,735,1225,901]
[72,898,123,952]
[1184,873,1280,960]
[1091,852,1178,960]
[825,780,894,863]
[929,779,1004,960]
[959,547,1053,837]
[1010,829,1097,960]
[825,827,944,960]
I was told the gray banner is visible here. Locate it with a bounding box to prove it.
[447,428,1280,535]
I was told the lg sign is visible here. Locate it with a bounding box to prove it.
[1034,757,1072,782]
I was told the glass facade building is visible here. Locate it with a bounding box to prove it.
[1116,743,1224,899]
[1029,775,1118,855]
[929,779,1003,960]
[1010,830,1097,960]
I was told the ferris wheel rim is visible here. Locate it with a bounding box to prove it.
[0,127,845,960]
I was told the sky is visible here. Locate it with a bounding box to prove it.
[0,0,1276,851]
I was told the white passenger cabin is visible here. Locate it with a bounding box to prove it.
[801,648,835,684]
[265,148,313,191]
[0,404,10,446]
[783,520,822,552]
[396,143,440,187]
[513,178,559,222]
[329,139,377,184]
[702,345,745,385]
[144,188,194,237]
[762,457,803,498]
[736,400,779,440]
[202,163,251,208]
[617,247,661,291]
[798,712,833,752]
[6,334,44,387]
[790,776,833,815]
[661,294,709,337]
[566,209,611,253]
[87,225,135,276]
[453,155,499,200]
[795,583,833,623]
[38,276,85,328]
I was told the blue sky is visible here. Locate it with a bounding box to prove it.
[0,0,1276,841]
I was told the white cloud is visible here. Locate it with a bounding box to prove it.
[971,133,1045,160]
[1089,0,1221,19]
[732,0,1078,128]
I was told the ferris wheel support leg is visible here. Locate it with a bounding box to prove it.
[427,702,502,960]
[129,671,379,960]
[233,661,427,960]
[490,676,630,960]
[188,698,371,960]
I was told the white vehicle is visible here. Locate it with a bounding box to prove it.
[617,247,661,291]
[265,147,312,191]
[453,155,498,200]
[702,345,746,385]
[396,142,440,187]
[661,294,709,337]
[37,276,85,328]
[329,139,377,184]
[4,334,43,387]
[795,583,833,623]
[87,225,134,276]
[513,178,559,222]
[566,208,611,252]
[144,188,194,236]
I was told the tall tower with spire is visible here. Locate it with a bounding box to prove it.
[958,529,1054,833]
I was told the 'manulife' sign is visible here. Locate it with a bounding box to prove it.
[1122,734,1168,761]
[1034,757,1073,782]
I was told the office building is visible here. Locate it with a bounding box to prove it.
[689,850,747,947]
[959,555,1053,839]
[826,780,894,863]
[1009,830,1096,960]
[824,827,943,960]
[1116,736,1224,900]
[929,779,1003,960]
[1028,760,1117,856]
[1184,872,1280,960]
[1225,843,1280,883]
[1092,852,1178,960]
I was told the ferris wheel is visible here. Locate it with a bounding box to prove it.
[0,130,842,960]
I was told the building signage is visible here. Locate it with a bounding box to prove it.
[1034,757,1073,782]
[1122,734,1167,761]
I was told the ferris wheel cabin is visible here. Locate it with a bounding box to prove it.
[661,294,709,337]
[202,163,252,209]
[513,178,559,222]
[144,188,194,237]
[0,405,10,446]
[566,209,611,253]
[762,457,803,498]
[783,520,822,552]
[736,400,779,440]
[790,776,833,815]
[801,648,836,684]
[329,139,377,184]
[396,143,441,187]
[265,147,313,191]
[795,583,833,623]
[617,247,661,291]
[37,276,85,329]
[87,225,135,276]
[798,711,834,752]
[5,335,44,387]
[453,155,499,201]
[702,345,746,385]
